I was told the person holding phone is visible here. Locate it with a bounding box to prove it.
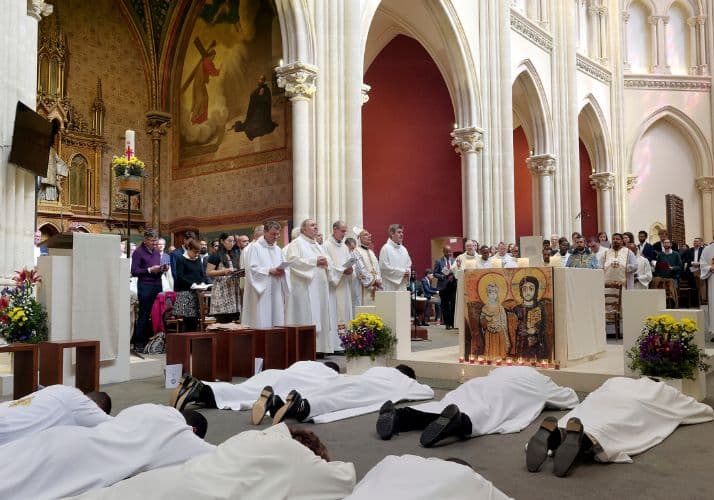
[174,240,207,331]
[205,233,241,323]
[131,229,166,353]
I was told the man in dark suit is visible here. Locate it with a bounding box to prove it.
[683,237,705,305]
[433,246,457,330]
[420,269,441,325]
[170,231,197,278]
[637,231,656,262]
[652,229,678,255]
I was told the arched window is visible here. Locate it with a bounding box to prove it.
[69,154,89,207]
[627,1,651,73]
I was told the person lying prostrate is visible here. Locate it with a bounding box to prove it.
[0,384,111,445]
[526,376,714,477]
[345,455,512,500]
[68,424,356,500]
[377,366,579,447]
[0,404,213,500]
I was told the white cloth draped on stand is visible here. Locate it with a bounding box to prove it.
[379,239,412,291]
[241,236,289,328]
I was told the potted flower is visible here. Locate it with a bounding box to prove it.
[339,313,396,374]
[627,314,709,399]
[112,155,146,195]
[0,268,48,344]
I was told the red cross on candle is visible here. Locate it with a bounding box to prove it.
[125,145,134,160]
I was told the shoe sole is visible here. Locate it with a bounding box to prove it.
[376,401,396,440]
[169,376,191,408]
[251,388,274,425]
[553,418,584,477]
[526,417,558,472]
[175,377,200,412]
[272,392,297,425]
[420,404,460,448]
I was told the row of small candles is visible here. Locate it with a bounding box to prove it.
[458,355,560,370]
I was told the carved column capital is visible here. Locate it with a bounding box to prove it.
[28,0,53,20]
[626,174,638,191]
[687,17,698,27]
[450,126,484,155]
[275,62,318,100]
[696,176,714,192]
[697,16,707,26]
[526,154,557,175]
[146,111,172,138]
[589,171,615,190]
[647,15,660,26]
[622,11,630,22]
[361,83,371,106]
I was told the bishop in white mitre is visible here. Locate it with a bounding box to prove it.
[324,220,355,330]
[379,224,412,292]
[241,221,289,329]
[354,228,382,305]
[285,219,337,353]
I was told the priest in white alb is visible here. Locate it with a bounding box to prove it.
[285,219,336,353]
[379,223,412,292]
[354,227,382,305]
[701,243,714,339]
[241,221,288,328]
[324,220,355,331]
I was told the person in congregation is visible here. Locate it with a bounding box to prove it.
[131,229,168,353]
[653,238,683,284]
[173,239,206,331]
[565,236,598,269]
[525,376,713,477]
[637,230,656,261]
[345,455,512,500]
[433,246,457,330]
[325,220,355,333]
[379,223,412,291]
[622,231,635,247]
[169,231,196,278]
[597,231,610,249]
[376,366,578,448]
[285,219,336,354]
[0,404,212,499]
[420,269,441,325]
[550,237,571,266]
[353,227,383,305]
[205,233,241,323]
[69,424,356,500]
[472,244,495,268]
[493,242,517,268]
[587,236,607,268]
[683,237,705,301]
[652,228,678,255]
[628,242,653,289]
[241,220,288,328]
[549,234,560,255]
[0,385,111,446]
[603,233,637,288]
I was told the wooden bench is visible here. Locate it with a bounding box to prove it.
[254,327,289,370]
[166,332,231,382]
[0,343,39,399]
[278,325,317,365]
[39,340,100,393]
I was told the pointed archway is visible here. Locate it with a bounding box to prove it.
[578,96,611,236]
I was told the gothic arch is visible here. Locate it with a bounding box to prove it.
[578,95,611,174]
[512,60,552,154]
[362,0,481,127]
[664,0,702,17]
[628,105,713,178]
[274,0,316,64]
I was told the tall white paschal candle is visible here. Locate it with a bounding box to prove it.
[125,129,135,159]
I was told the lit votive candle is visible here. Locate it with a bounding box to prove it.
[541,359,549,369]
[506,357,513,366]
[555,360,561,370]
[459,356,465,363]
[496,357,502,366]
[517,357,524,366]
[486,357,493,365]
[530,358,537,367]
[469,354,476,364]
[477,356,485,365]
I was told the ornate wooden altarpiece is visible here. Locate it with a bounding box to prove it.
[34,17,145,239]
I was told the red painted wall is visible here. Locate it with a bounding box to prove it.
[513,127,533,240]
[362,35,461,275]
[579,140,598,238]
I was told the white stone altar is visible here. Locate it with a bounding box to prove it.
[354,291,411,359]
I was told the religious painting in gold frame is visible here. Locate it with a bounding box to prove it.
[463,267,554,361]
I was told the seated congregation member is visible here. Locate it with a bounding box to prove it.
[0,385,111,446]
[376,366,578,448]
[173,239,207,331]
[526,377,713,477]
[345,455,512,500]
[628,242,652,289]
[653,238,683,283]
[0,404,212,499]
[565,236,598,269]
[205,232,241,323]
[420,269,441,325]
[70,424,356,500]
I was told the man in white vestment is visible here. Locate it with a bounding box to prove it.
[379,223,412,291]
[354,228,382,305]
[603,233,637,288]
[377,366,578,448]
[70,424,356,500]
[453,240,480,336]
[325,220,355,330]
[0,385,111,446]
[345,455,513,500]
[492,242,517,268]
[628,242,652,289]
[241,221,288,328]
[526,377,714,477]
[345,237,362,308]
[0,404,214,500]
[472,244,498,269]
[701,243,714,339]
[285,219,336,353]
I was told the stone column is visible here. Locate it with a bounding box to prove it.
[697,16,708,74]
[451,127,484,240]
[276,62,317,225]
[527,154,557,238]
[0,0,52,280]
[597,6,608,63]
[687,17,698,74]
[648,16,659,72]
[589,172,615,235]
[661,16,671,73]
[696,177,714,240]
[145,111,171,231]
[622,10,631,71]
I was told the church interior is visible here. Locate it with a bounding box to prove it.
[2,0,714,498]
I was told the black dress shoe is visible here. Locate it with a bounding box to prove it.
[420,404,464,448]
[376,400,398,440]
[251,386,275,425]
[553,417,585,477]
[268,394,285,417]
[272,390,311,424]
[526,416,561,472]
[173,375,204,412]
